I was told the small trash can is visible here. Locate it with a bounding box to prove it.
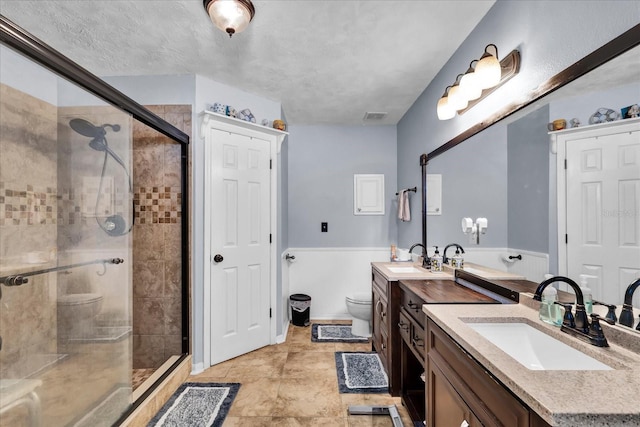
[290,293,311,327]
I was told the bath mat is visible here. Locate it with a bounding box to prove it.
[312,323,369,343]
[147,382,240,427]
[335,352,388,393]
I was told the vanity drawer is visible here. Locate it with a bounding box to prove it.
[426,318,530,427]
[398,310,411,344]
[372,269,388,296]
[410,320,426,360]
[401,287,425,328]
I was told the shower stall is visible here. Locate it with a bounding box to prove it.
[0,15,189,426]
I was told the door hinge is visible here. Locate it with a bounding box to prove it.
[565,234,568,244]
[270,159,273,170]
[270,233,272,243]
[564,158,567,169]
[269,308,272,318]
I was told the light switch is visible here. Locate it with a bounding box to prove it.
[321,222,328,232]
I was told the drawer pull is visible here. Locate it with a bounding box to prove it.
[412,338,424,348]
[460,421,470,427]
[375,300,381,315]
[381,309,387,318]
[381,342,387,350]
[398,322,409,332]
[407,300,420,310]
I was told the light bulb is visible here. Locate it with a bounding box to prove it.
[437,95,455,120]
[475,49,501,89]
[459,68,482,101]
[447,84,468,111]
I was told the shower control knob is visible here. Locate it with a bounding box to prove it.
[213,254,224,263]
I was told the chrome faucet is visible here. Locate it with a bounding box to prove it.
[619,278,640,330]
[442,243,465,265]
[534,276,610,347]
[408,243,430,269]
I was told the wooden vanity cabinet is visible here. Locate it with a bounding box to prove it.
[371,268,401,396]
[426,318,551,427]
[398,283,427,423]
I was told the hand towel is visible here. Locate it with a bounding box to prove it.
[397,190,411,222]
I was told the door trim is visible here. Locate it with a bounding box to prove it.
[201,112,287,367]
[554,117,640,276]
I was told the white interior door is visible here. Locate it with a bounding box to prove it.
[209,128,271,364]
[565,129,640,305]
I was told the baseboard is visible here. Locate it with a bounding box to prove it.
[276,321,289,344]
[190,361,205,376]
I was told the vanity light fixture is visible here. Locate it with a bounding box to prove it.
[203,0,255,37]
[437,44,520,120]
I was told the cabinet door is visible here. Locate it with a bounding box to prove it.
[428,356,481,427]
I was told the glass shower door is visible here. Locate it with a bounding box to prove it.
[0,44,133,427]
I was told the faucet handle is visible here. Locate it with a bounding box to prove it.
[593,300,617,323]
[588,314,610,347]
[555,302,575,328]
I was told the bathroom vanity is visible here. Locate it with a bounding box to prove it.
[423,300,640,426]
[371,262,640,426]
[371,262,454,395]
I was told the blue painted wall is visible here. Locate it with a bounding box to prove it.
[287,125,397,248]
[397,1,640,248]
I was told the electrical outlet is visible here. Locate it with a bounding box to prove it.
[321,222,328,232]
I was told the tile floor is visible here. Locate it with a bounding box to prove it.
[188,320,414,426]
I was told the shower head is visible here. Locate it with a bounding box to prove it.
[69,118,100,138]
[69,118,120,141]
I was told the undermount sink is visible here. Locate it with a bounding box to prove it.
[467,322,612,371]
[387,266,422,273]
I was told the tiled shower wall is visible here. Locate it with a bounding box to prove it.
[132,105,189,368]
[0,83,58,377]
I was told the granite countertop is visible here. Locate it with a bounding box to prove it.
[422,297,640,426]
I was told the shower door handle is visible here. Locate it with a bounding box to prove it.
[213,254,224,263]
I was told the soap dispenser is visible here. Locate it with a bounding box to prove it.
[579,274,596,314]
[539,286,562,326]
[451,247,464,269]
[431,246,443,272]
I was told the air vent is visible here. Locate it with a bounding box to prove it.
[363,112,387,121]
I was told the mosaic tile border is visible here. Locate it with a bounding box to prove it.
[134,186,182,224]
[0,184,57,226]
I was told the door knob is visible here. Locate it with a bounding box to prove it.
[213,254,224,263]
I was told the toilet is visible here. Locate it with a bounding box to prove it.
[345,292,372,337]
[57,293,103,338]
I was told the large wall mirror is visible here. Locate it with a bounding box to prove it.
[426,26,640,311]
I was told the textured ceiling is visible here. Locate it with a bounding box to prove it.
[0,0,495,125]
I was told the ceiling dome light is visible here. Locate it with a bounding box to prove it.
[475,44,501,89]
[203,0,255,37]
[459,61,482,101]
[437,87,455,120]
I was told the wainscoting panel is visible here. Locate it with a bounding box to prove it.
[286,248,389,319]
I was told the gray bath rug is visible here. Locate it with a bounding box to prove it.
[312,324,369,343]
[147,382,240,427]
[335,352,388,393]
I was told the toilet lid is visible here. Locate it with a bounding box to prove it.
[346,293,372,304]
[57,293,103,305]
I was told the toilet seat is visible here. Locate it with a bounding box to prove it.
[57,293,103,306]
[346,293,372,305]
